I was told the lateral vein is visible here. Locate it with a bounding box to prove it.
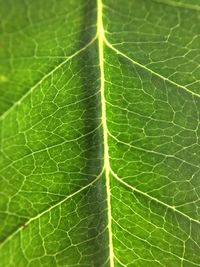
[0,35,97,122]
[0,170,104,250]
[104,37,200,99]
[152,0,200,12]
[110,168,200,225]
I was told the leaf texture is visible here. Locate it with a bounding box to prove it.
[0,0,200,266]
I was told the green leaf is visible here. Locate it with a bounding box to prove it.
[0,0,200,266]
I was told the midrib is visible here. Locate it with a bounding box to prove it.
[97,0,114,266]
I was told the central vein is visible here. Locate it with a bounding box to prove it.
[97,0,114,266]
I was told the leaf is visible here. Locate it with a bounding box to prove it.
[0,0,200,266]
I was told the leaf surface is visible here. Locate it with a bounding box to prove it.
[0,0,200,266]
